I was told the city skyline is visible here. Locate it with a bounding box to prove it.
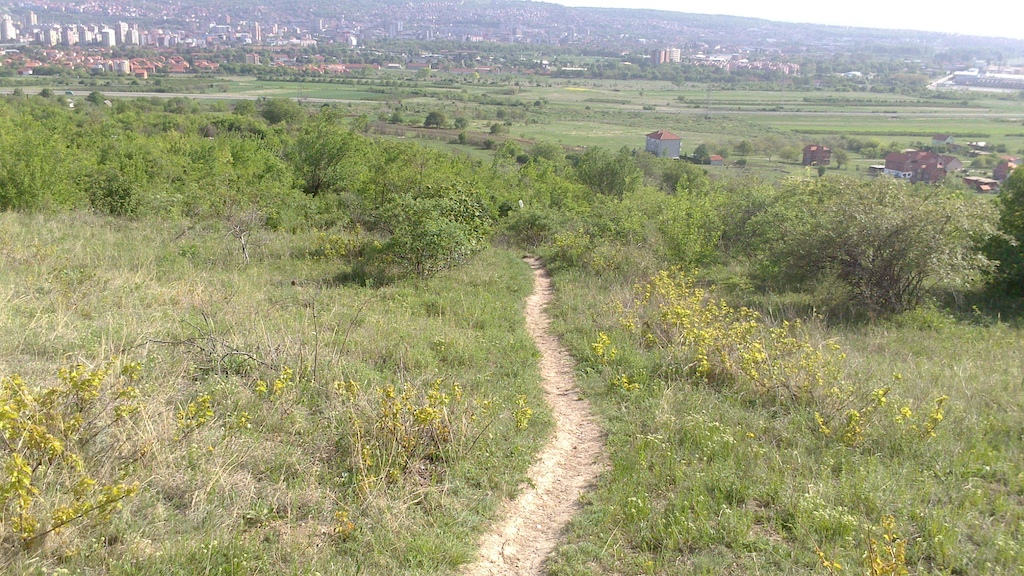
[553,0,1024,41]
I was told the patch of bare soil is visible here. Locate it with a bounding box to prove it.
[461,257,605,576]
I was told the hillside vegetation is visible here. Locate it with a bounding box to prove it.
[1,93,1023,575]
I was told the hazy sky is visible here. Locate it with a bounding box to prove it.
[552,0,1024,41]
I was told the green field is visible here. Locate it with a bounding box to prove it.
[9,72,1023,177]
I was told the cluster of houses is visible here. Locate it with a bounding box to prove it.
[875,137,1017,192]
[646,130,1017,191]
[2,49,217,77]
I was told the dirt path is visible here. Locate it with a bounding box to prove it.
[461,257,605,576]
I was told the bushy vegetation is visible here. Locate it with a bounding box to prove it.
[1,90,1022,575]
[987,167,1024,294]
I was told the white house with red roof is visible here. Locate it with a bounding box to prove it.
[645,130,681,159]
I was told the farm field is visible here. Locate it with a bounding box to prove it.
[6,73,1022,176]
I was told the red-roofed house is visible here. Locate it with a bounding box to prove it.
[802,144,831,166]
[884,150,947,184]
[709,154,725,166]
[645,130,681,158]
[994,160,1018,183]
[939,155,963,173]
[963,176,1000,193]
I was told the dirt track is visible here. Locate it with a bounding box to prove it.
[461,257,605,576]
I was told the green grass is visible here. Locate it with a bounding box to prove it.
[542,266,1024,575]
[0,211,550,574]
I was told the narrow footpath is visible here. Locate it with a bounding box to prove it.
[462,257,605,576]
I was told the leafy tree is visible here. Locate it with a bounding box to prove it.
[660,161,710,194]
[832,148,850,169]
[233,99,257,116]
[424,111,446,128]
[986,166,1024,294]
[692,144,711,164]
[735,140,754,156]
[757,136,782,161]
[380,188,491,276]
[750,177,1000,317]
[387,109,404,124]
[530,141,566,165]
[573,147,642,198]
[260,97,304,125]
[497,140,524,160]
[288,111,371,196]
[38,88,53,98]
[779,146,800,163]
[86,91,105,105]
[489,123,505,135]
[454,117,469,130]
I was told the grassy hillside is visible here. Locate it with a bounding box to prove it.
[0,212,549,574]
[2,90,1023,575]
[539,264,1024,575]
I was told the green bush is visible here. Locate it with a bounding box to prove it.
[986,167,1024,294]
[749,177,1000,316]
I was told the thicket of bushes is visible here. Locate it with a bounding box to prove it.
[2,93,1018,307]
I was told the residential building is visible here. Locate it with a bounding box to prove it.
[939,155,963,173]
[963,176,1000,193]
[802,144,831,166]
[709,155,724,166]
[932,134,955,148]
[1,14,18,41]
[645,130,681,159]
[115,22,129,45]
[994,160,1018,183]
[883,150,947,184]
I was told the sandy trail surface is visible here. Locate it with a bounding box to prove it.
[461,257,605,576]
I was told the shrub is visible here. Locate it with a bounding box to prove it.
[1,363,144,548]
[378,188,492,276]
[423,111,446,128]
[986,166,1024,294]
[750,177,1000,317]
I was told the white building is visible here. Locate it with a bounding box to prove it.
[1,14,18,41]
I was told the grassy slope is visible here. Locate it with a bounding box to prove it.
[543,269,1024,575]
[0,212,550,574]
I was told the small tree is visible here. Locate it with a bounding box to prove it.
[752,177,1000,316]
[692,144,711,165]
[260,97,304,125]
[454,117,469,130]
[233,99,257,116]
[573,147,642,198]
[986,166,1024,294]
[833,148,850,169]
[779,146,800,163]
[735,140,754,156]
[424,111,446,128]
[86,91,105,105]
